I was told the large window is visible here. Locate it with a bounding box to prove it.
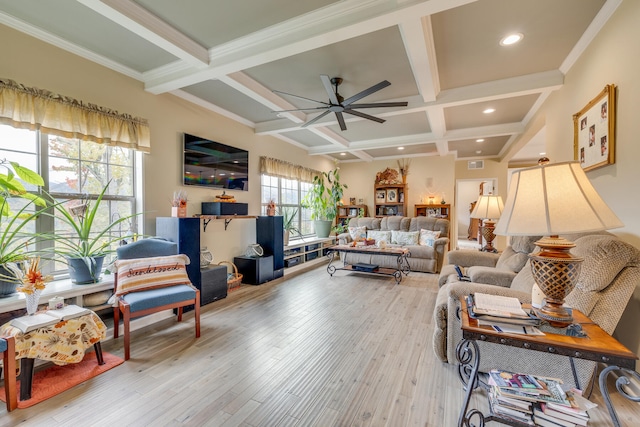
[260,174,313,238]
[0,124,138,274]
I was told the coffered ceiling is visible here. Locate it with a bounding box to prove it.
[0,0,617,164]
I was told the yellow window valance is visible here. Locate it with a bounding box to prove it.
[0,78,150,152]
[259,156,320,183]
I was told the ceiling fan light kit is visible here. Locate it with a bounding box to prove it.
[273,75,408,131]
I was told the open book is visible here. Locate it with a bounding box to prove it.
[10,304,91,333]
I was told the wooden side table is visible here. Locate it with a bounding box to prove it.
[456,296,639,427]
[0,310,107,401]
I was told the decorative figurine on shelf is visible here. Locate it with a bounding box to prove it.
[266,199,276,216]
[215,190,236,203]
[171,190,188,217]
[441,193,446,204]
[375,167,402,185]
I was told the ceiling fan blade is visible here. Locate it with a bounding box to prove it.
[344,109,385,124]
[342,80,391,106]
[301,110,331,128]
[335,112,347,131]
[347,101,408,109]
[273,90,329,106]
[271,107,328,113]
[320,75,340,105]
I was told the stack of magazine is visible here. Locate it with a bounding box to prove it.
[487,369,593,426]
[467,293,543,335]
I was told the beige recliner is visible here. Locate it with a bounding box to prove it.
[433,232,640,394]
[438,235,541,288]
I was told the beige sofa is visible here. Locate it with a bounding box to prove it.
[433,232,640,394]
[337,216,449,273]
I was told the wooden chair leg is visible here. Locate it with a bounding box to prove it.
[195,291,201,338]
[123,305,131,361]
[3,337,17,412]
[113,306,120,339]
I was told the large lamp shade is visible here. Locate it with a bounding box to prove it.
[495,161,622,326]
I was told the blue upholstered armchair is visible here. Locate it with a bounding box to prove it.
[113,238,200,360]
[1,335,17,411]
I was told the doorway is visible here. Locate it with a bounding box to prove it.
[454,178,496,250]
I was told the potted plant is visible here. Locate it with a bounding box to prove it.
[301,168,347,238]
[279,206,300,246]
[0,160,49,297]
[49,182,140,284]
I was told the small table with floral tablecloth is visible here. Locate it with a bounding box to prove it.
[0,310,107,401]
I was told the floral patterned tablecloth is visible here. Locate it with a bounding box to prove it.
[0,311,107,365]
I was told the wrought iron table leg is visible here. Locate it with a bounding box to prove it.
[599,365,640,427]
[327,251,336,276]
[455,339,487,427]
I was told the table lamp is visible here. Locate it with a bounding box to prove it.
[470,194,504,253]
[495,160,623,326]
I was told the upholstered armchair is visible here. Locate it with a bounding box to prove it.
[113,238,201,360]
[1,335,17,411]
[438,235,541,288]
[433,232,640,395]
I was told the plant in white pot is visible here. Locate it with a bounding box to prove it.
[279,206,300,246]
[0,160,49,297]
[49,182,140,284]
[301,168,347,238]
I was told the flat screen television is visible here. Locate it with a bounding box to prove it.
[183,133,248,191]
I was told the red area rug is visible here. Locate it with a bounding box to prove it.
[0,352,123,408]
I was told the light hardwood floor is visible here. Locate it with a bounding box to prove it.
[2,265,638,426]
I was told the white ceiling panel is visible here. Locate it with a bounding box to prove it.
[0,0,617,164]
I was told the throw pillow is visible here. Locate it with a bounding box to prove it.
[391,230,419,245]
[348,226,367,241]
[367,230,392,243]
[115,254,192,296]
[419,229,441,247]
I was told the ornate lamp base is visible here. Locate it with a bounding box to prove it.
[530,236,583,327]
[480,220,497,252]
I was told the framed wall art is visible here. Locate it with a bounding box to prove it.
[573,84,616,172]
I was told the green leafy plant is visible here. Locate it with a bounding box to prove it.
[0,159,49,285]
[279,206,300,236]
[301,168,347,221]
[48,182,140,261]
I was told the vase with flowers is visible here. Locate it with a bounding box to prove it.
[397,159,411,184]
[171,190,188,217]
[17,257,52,315]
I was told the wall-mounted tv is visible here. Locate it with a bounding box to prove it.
[183,133,249,191]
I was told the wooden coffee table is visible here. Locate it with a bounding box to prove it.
[326,244,411,284]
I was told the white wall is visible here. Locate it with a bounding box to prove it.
[512,0,640,359]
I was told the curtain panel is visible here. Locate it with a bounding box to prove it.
[0,78,150,152]
[259,156,321,183]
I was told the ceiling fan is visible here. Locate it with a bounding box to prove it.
[273,75,408,131]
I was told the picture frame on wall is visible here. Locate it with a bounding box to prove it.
[573,84,616,172]
[349,197,356,205]
[386,189,398,203]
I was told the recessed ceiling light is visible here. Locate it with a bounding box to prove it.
[340,152,346,156]
[539,152,546,156]
[476,150,482,154]
[483,108,495,114]
[398,146,405,150]
[476,139,485,143]
[500,33,523,46]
